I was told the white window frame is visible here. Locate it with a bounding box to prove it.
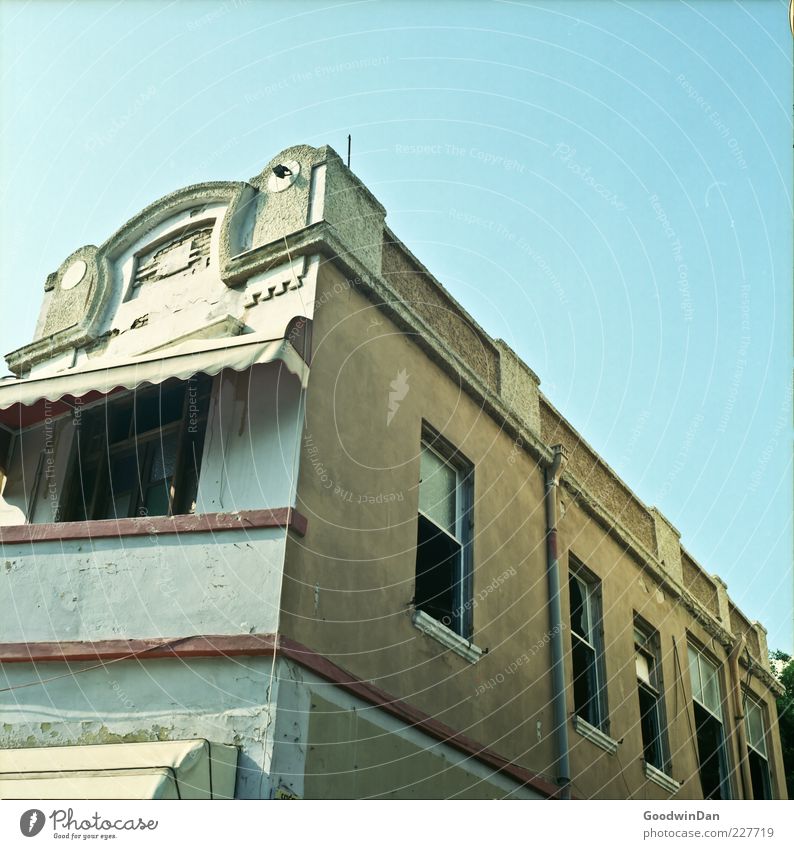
[688,644,732,800]
[414,425,473,639]
[568,559,608,732]
[743,693,773,799]
[634,620,671,775]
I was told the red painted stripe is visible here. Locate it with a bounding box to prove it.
[0,634,279,663]
[0,632,561,798]
[0,508,307,544]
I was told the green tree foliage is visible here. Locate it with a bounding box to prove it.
[770,650,794,798]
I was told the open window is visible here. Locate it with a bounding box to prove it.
[414,426,473,638]
[744,694,773,799]
[61,377,211,522]
[688,644,731,799]
[569,560,607,730]
[634,619,671,773]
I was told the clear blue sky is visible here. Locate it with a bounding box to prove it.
[1,1,791,650]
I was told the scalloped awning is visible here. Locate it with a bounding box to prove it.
[0,334,309,430]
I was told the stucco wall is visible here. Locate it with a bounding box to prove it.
[304,693,539,799]
[12,185,321,380]
[682,552,720,618]
[268,658,542,800]
[283,263,558,786]
[539,400,656,552]
[1,527,287,642]
[196,363,304,513]
[282,262,786,800]
[0,656,280,799]
[322,156,385,277]
[381,238,500,392]
[559,497,784,799]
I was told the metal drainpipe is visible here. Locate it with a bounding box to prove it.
[728,636,753,799]
[545,443,570,798]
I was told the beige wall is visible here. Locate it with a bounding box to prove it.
[304,693,540,799]
[282,262,786,799]
[283,263,558,782]
[560,498,785,799]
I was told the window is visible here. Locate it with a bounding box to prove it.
[744,695,772,799]
[414,428,473,638]
[634,620,670,773]
[688,645,731,799]
[569,561,607,730]
[61,378,211,522]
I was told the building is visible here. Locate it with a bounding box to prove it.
[0,144,786,799]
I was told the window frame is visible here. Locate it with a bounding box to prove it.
[634,617,671,774]
[414,423,474,639]
[743,692,773,799]
[568,557,608,732]
[687,642,732,800]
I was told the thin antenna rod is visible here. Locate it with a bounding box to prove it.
[347,134,351,168]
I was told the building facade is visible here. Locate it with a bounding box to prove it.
[0,144,785,799]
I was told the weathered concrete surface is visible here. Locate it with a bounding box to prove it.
[381,235,499,392]
[0,656,279,799]
[1,527,286,642]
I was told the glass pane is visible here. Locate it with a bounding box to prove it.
[134,394,160,434]
[134,387,184,435]
[107,406,131,443]
[415,513,463,634]
[159,387,186,425]
[745,701,766,755]
[72,460,97,521]
[110,491,132,519]
[639,684,662,769]
[694,702,728,799]
[572,636,599,726]
[748,749,771,799]
[636,651,652,685]
[688,646,702,703]
[144,482,171,517]
[569,575,590,640]
[109,452,138,492]
[701,659,721,718]
[175,438,202,515]
[149,434,178,482]
[419,445,456,535]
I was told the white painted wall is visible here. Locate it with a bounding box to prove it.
[0,656,280,799]
[196,362,304,513]
[2,415,74,523]
[30,198,321,380]
[1,527,287,642]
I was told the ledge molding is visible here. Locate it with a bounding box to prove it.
[0,507,307,544]
[572,716,619,755]
[644,762,681,794]
[412,610,482,664]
